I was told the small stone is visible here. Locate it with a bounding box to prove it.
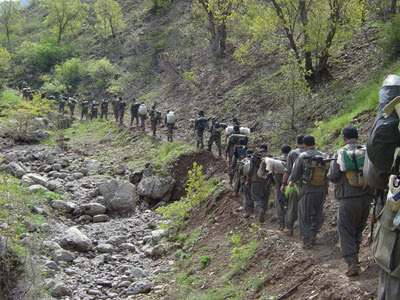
[95,243,114,253]
[112,165,126,175]
[51,283,71,297]
[120,243,136,252]
[64,268,77,276]
[118,281,131,288]
[73,172,84,180]
[52,164,62,171]
[51,200,76,213]
[4,152,17,162]
[26,185,49,193]
[84,203,106,216]
[130,267,146,279]
[53,249,75,262]
[44,261,60,271]
[93,214,108,222]
[127,281,152,295]
[60,227,92,252]
[24,220,37,232]
[77,215,93,223]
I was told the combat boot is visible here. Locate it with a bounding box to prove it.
[345,264,361,277]
[256,210,265,223]
[283,228,293,236]
[303,242,312,250]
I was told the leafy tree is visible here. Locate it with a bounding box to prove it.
[41,0,87,44]
[268,50,310,131]
[0,0,20,47]
[379,14,400,57]
[94,0,126,50]
[86,58,118,94]
[232,0,366,82]
[0,47,10,89]
[13,39,75,83]
[151,0,171,13]
[196,0,242,59]
[54,58,85,93]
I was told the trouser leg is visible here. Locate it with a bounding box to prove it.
[241,181,253,213]
[215,136,222,156]
[251,180,269,212]
[275,184,286,227]
[378,268,400,300]
[338,197,371,266]
[299,192,324,243]
[207,136,214,151]
[285,192,298,229]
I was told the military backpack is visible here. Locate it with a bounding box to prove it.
[302,155,330,186]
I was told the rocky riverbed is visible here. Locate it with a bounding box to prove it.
[0,143,177,299]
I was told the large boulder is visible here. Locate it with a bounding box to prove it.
[99,180,136,213]
[137,175,175,201]
[60,227,92,252]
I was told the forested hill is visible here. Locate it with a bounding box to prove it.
[0,0,397,149]
[0,1,400,299]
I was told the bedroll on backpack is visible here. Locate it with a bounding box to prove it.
[367,87,400,174]
[225,126,251,135]
[337,147,367,188]
[167,112,176,124]
[139,105,147,115]
[264,157,286,175]
[303,159,329,186]
[257,159,268,179]
[229,134,248,145]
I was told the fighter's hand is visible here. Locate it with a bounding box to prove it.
[280,185,286,194]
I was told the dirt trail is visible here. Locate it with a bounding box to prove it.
[160,183,379,300]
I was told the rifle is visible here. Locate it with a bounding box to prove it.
[302,155,336,165]
[366,189,387,245]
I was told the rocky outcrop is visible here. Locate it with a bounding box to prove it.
[99,180,136,213]
[136,175,175,202]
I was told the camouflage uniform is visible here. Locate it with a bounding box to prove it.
[284,146,305,229]
[290,148,327,244]
[328,140,374,268]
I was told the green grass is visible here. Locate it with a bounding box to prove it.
[154,142,194,169]
[188,282,244,300]
[311,63,400,149]
[0,89,21,110]
[183,227,201,251]
[199,254,211,266]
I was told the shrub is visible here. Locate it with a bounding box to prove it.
[54,58,86,93]
[151,0,171,13]
[14,39,76,75]
[200,254,211,266]
[379,15,400,57]
[2,96,53,141]
[156,162,207,229]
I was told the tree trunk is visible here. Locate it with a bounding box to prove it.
[298,0,314,80]
[216,21,227,58]
[199,0,225,59]
[391,0,397,15]
[270,0,302,69]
